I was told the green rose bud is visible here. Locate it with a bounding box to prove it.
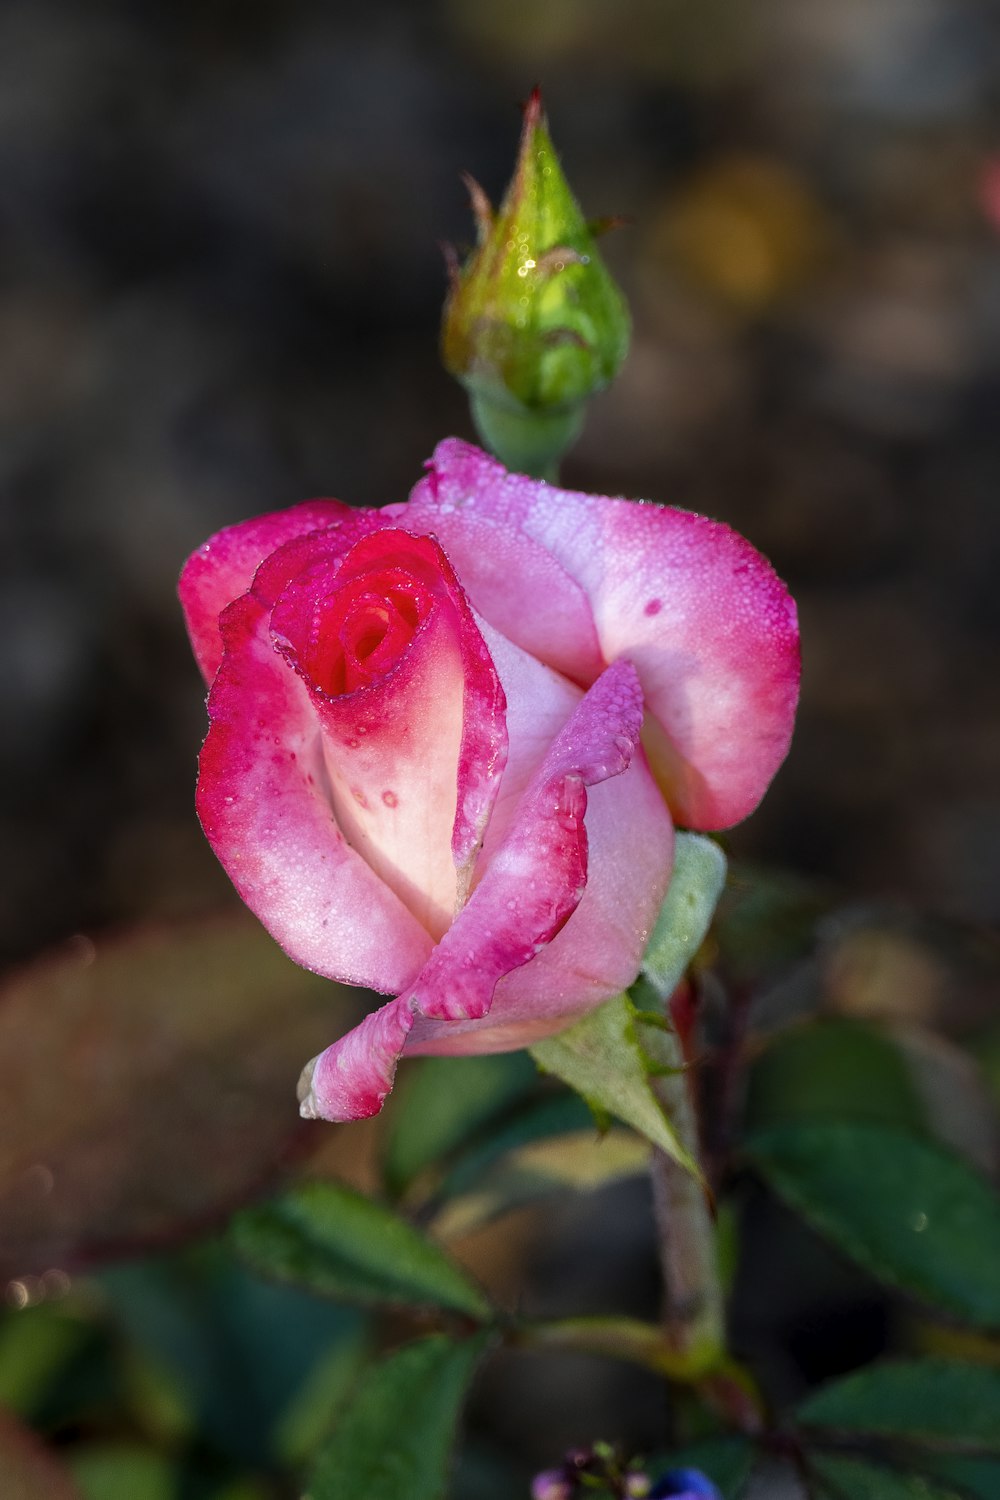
[442,89,630,478]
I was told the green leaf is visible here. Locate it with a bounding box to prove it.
[747,1124,1000,1327]
[528,834,726,1172]
[439,1092,596,1200]
[272,1321,370,1465]
[974,1028,1000,1111]
[232,1180,493,1319]
[746,1019,926,1134]
[798,1359,1000,1451]
[382,1052,536,1198]
[892,1029,998,1174]
[0,1304,92,1418]
[641,832,727,1000]
[102,1248,363,1466]
[921,1455,1000,1499]
[531,994,698,1173]
[70,1447,177,1500]
[810,1453,965,1499]
[432,1127,650,1238]
[305,1334,488,1500]
[715,862,831,983]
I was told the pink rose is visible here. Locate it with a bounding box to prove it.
[180,440,798,1122]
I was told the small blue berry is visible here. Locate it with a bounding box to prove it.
[649,1468,723,1500]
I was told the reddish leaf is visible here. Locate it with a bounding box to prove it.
[0,1407,84,1500]
[0,914,364,1280]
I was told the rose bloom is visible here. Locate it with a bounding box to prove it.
[180,440,798,1122]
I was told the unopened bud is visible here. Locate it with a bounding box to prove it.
[442,89,630,477]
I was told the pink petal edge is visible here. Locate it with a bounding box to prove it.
[269,529,507,937]
[299,660,659,1122]
[179,499,357,682]
[197,586,435,994]
[407,439,800,830]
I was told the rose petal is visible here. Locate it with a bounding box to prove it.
[270,530,506,937]
[198,587,434,991]
[408,439,800,830]
[414,676,675,1051]
[384,499,605,685]
[179,499,357,682]
[300,660,670,1121]
[298,996,414,1122]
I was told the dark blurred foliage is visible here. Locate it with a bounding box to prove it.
[2,1,999,1495]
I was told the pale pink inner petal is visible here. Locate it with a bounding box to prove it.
[471,615,584,868]
[299,660,655,1121]
[312,615,468,940]
[410,755,674,1052]
[386,499,605,685]
[198,591,434,993]
[270,529,506,940]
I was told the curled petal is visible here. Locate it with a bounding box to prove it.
[408,439,800,830]
[270,530,506,935]
[298,997,414,1122]
[179,499,356,682]
[413,682,674,1052]
[299,660,666,1121]
[384,499,604,684]
[197,588,434,991]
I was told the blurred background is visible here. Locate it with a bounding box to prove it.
[3,0,1000,966]
[2,0,1000,1493]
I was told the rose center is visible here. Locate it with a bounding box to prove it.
[299,572,434,698]
[271,531,452,705]
[348,605,391,662]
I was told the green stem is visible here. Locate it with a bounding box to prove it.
[514,1315,701,1379]
[649,1025,726,1370]
[513,1316,763,1432]
[470,391,581,480]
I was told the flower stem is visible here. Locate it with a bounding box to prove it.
[513,1314,702,1379]
[469,392,580,481]
[513,1315,763,1432]
[649,1023,725,1371]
